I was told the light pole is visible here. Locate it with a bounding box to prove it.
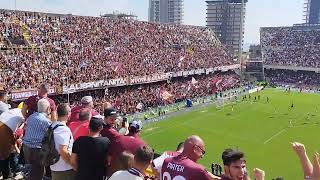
[67,76,70,104]
[62,63,70,104]
[15,0,17,11]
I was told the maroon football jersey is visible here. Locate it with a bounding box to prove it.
[161,154,211,180]
[25,95,56,118]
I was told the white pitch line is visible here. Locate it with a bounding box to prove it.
[263,129,286,144]
[141,129,165,138]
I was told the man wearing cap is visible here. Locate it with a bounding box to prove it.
[126,120,143,137]
[0,90,10,115]
[69,96,99,124]
[71,117,110,180]
[107,120,146,177]
[22,84,57,120]
[100,108,121,142]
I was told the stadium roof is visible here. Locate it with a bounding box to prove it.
[101,13,137,20]
[206,0,248,3]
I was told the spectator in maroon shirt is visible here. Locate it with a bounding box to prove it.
[100,108,121,142]
[107,120,146,177]
[161,135,219,180]
[69,96,99,124]
[221,148,265,180]
[21,84,57,120]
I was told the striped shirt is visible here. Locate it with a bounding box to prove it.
[23,112,51,148]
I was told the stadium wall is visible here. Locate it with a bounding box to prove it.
[9,64,240,101]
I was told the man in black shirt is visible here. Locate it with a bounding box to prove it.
[71,117,110,180]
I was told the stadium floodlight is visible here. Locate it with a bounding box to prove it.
[61,63,70,104]
[13,0,17,11]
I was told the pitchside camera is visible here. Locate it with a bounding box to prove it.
[211,163,222,177]
[272,177,284,180]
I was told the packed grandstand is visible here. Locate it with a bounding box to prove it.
[0,9,240,113]
[261,26,320,90]
[0,7,320,180]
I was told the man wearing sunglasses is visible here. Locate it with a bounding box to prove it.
[161,135,219,180]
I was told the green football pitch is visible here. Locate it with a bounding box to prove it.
[141,88,320,180]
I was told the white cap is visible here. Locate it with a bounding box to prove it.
[92,114,104,119]
[81,96,93,104]
[130,120,142,131]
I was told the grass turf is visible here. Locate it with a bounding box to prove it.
[141,88,320,180]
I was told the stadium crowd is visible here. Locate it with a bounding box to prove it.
[1,83,320,180]
[261,27,320,68]
[0,85,268,180]
[0,8,319,180]
[265,69,320,90]
[52,71,240,114]
[0,10,233,91]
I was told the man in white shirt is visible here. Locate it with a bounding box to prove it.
[109,145,154,180]
[50,103,75,180]
[0,108,24,133]
[152,142,184,177]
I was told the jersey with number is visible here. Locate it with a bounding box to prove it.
[153,151,180,172]
[161,154,211,180]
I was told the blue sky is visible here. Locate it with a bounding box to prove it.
[0,0,304,44]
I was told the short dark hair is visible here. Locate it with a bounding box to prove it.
[89,117,104,132]
[128,125,138,134]
[135,146,154,165]
[79,108,90,121]
[39,84,49,92]
[57,103,70,117]
[222,148,245,166]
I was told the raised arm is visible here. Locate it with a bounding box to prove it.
[292,142,313,178]
[310,152,320,180]
[253,168,265,180]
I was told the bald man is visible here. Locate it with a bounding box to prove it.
[161,135,220,180]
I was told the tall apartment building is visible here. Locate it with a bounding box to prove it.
[206,0,247,56]
[149,0,183,24]
[304,0,320,24]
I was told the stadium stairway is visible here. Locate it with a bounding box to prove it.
[234,68,241,76]
[12,17,19,24]
[3,35,12,47]
[22,31,32,46]
[12,16,34,47]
